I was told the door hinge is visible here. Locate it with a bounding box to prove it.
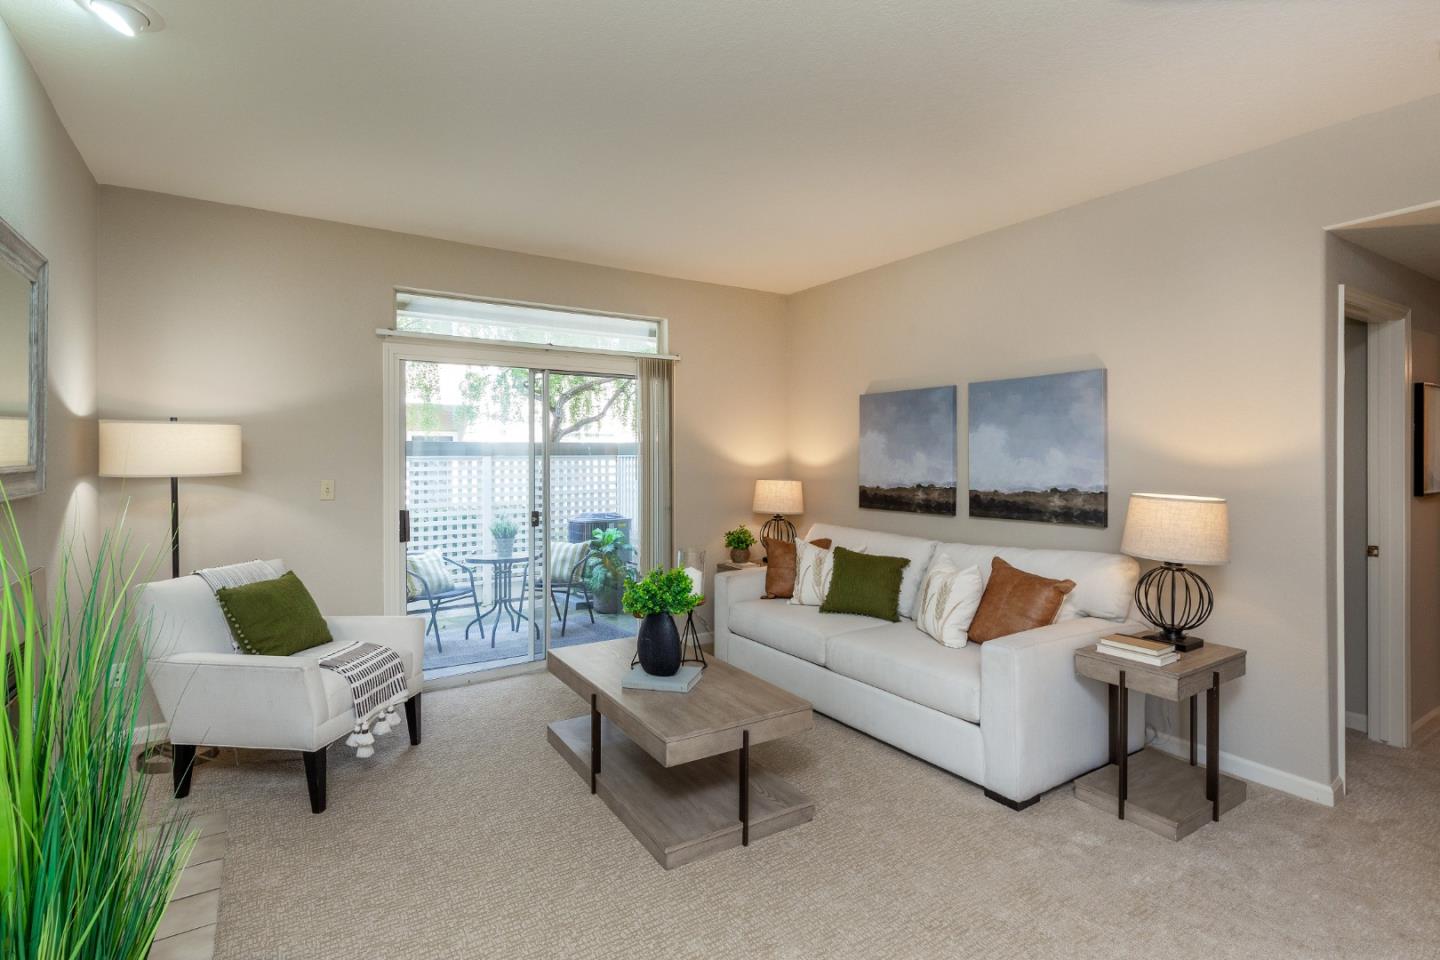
[1366,544,1379,558]
[530,510,541,529]
[400,509,411,543]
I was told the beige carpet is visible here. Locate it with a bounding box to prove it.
[174,672,1440,960]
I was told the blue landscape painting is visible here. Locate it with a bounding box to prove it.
[859,386,957,515]
[967,369,1107,527]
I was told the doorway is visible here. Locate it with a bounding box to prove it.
[383,344,647,683]
[1336,285,1412,768]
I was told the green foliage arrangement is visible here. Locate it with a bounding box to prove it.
[622,567,704,617]
[584,526,631,594]
[723,525,756,551]
[489,517,518,540]
[1,498,195,959]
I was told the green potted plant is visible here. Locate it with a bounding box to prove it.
[490,517,519,558]
[724,524,756,563]
[1,498,195,959]
[623,567,705,676]
[584,526,631,614]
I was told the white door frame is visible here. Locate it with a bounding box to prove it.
[380,338,638,685]
[1334,284,1411,775]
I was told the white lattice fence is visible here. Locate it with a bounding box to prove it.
[406,449,639,587]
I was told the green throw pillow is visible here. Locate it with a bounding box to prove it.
[819,547,910,622]
[217,571,333,656]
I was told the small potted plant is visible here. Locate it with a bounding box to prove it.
[490,517,519,557]
[724,525,756,563]
[584,526,631,614]
[623,567,705,676]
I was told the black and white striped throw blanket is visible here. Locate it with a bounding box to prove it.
[318,642,409,758]
[195,560,407,759]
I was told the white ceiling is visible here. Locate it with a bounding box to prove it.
[3,0,1439,293]
[1334,204,1440,283]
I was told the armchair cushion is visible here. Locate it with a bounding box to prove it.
[217,571,333,656]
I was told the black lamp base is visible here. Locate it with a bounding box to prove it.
[760,515,796,544]
[1141,631,1206,653]
[1134,562,1214,654]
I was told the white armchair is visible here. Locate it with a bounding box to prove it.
[136,561,424,813]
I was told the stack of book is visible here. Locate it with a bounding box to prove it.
[1098,634,1179,666]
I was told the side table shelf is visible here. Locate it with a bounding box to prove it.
[1073,641,1247,841]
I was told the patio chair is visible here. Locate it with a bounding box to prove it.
[406,551,481,651]
[542,540,594,637]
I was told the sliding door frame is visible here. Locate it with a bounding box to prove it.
[381,338,640,687]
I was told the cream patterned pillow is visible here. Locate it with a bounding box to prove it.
[915,557,984,648]
[789,539,837,607]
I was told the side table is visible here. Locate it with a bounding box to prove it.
[1073,640,1247,841]
[716,561,764,573]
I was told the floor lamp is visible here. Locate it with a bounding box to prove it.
[99,419,243,578]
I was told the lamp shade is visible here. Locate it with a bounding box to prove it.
[1120,493,1229,566]
[753,479,803,515]
[99,420,242,478]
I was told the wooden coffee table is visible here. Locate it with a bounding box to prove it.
[546,638,814,869]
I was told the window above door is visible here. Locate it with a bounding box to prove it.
[395,290,664,356]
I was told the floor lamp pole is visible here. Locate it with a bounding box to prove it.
[169,415,180,579]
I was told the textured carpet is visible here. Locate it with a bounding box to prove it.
[175,673,1440,960]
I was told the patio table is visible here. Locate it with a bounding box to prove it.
[463,554,533,642]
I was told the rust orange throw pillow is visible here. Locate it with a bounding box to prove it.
[763,537,832,599]
[967,557,1076,643]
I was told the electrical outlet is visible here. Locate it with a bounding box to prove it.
[109,664,125,688]
[320,479,335,501]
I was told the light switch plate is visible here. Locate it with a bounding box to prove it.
[320,479,335,501]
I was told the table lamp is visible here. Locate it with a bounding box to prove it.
[753,479,803,543]
[99,418,243,578]
[1119,493,1229,652]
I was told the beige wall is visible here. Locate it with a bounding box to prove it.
[0,15,97,579]
[96,189,789,621]
[786,94,1440,792]
[1328,235,1440,730]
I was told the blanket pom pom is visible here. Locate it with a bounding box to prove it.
[345,731,360,748]
[373,717,392,736]
[356,744,375,759]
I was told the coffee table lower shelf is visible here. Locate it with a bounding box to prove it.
[1074,747,1246,841]
[548,715,814,869]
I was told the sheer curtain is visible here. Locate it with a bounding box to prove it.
[637,357,674,573]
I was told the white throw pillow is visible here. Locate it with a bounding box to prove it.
[914,557,984,648]
[789,539,837,607]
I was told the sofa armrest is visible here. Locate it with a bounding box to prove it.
[324,615,424,691]
[713,568,768,661]
[980,617,1146,803]
[149,652,333,752]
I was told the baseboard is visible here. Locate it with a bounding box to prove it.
[1346,710,1368,733]
[1412,703,1440,734]
[1150,732,1338,807]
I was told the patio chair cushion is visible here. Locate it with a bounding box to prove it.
[549,541,589,582]
[407,551,454,599]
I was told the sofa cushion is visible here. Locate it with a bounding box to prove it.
[728,598,879,666]
[805,523,938,619]
[217,571,334,657]
[763,536,832,599]
[968,558,1075,643]
[821,547,910,621]
[827,622,981,723]
[936,542,1138,621]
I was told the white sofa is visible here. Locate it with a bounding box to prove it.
[714,523,1147,808]
[136,561,425,813]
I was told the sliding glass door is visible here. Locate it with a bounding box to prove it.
[394,355,640,680]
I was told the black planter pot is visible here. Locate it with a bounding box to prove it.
[636,613,681,676]
[593,583,623,615]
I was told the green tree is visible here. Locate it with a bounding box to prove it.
[406,363,635,443]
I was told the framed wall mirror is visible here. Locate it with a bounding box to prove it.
[0,215,47,500]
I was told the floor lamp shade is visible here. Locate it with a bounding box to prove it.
[99,421,242,478]
[99,420,242,579]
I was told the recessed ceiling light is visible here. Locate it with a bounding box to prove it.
[84,0,163,37]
